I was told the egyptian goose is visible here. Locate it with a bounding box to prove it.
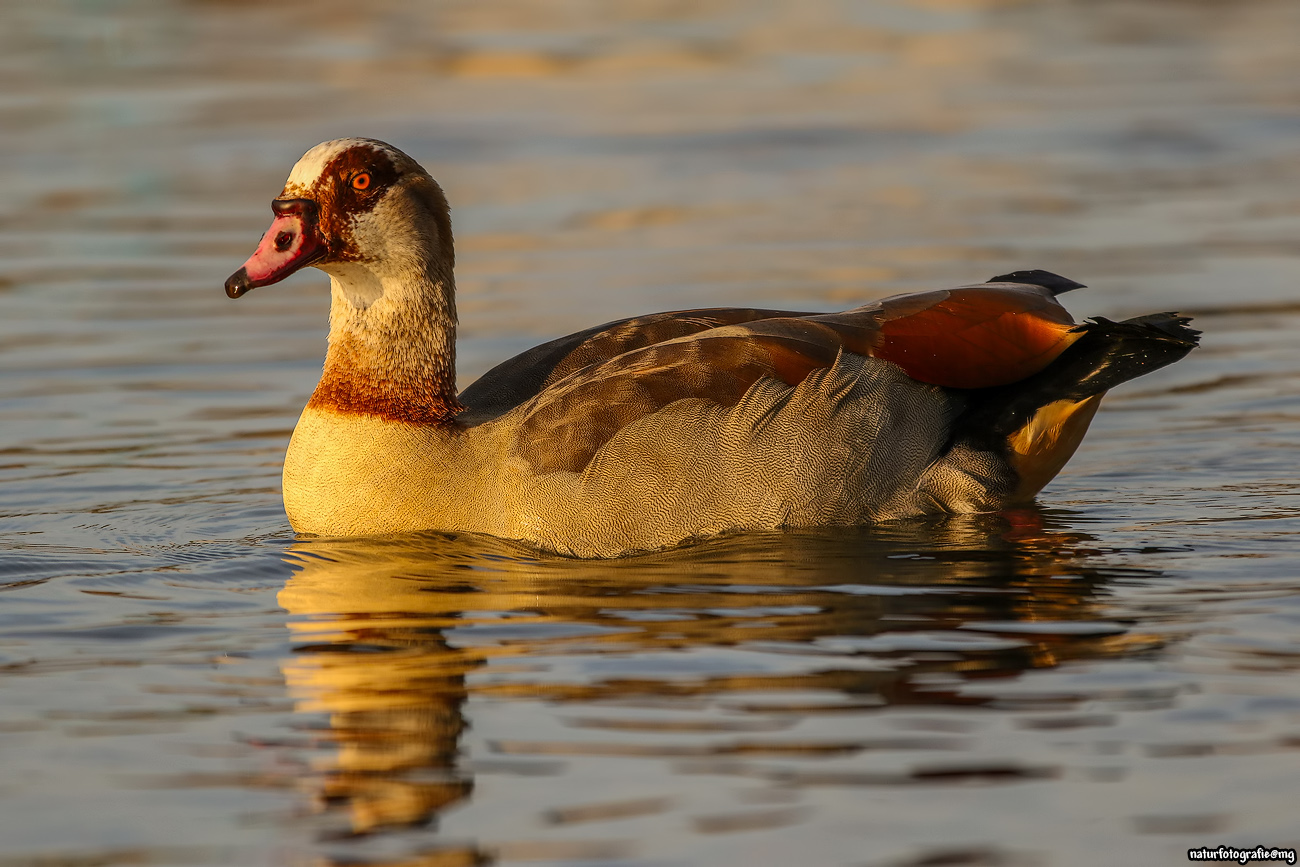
[225,138,1198,558]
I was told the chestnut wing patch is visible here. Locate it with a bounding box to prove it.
[868,283,1082,389]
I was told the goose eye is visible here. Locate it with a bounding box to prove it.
[351,172,371,191]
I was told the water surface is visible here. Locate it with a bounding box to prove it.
[2,1,1300,865]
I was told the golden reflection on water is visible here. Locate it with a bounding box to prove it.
[276,514,1157,852]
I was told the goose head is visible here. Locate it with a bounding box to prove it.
[224,138,454,310]
[226,139,463,424]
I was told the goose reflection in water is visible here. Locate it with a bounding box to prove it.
[275,512,1163,861]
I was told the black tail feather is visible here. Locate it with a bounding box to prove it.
[986,270,1087,296]
[955,312,1201,441]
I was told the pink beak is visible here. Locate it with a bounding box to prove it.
[225,199,326,299]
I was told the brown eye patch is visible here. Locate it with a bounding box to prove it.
[323,145,398,205]
[312,143,403,262]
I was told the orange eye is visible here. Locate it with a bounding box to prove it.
[351,172,371,191]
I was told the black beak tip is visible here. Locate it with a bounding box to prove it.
[225,268,251,299]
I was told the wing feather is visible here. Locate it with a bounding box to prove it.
[490,278,1084,474]
[459,307,814,418]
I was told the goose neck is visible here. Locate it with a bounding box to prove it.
[307,268,462,426]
